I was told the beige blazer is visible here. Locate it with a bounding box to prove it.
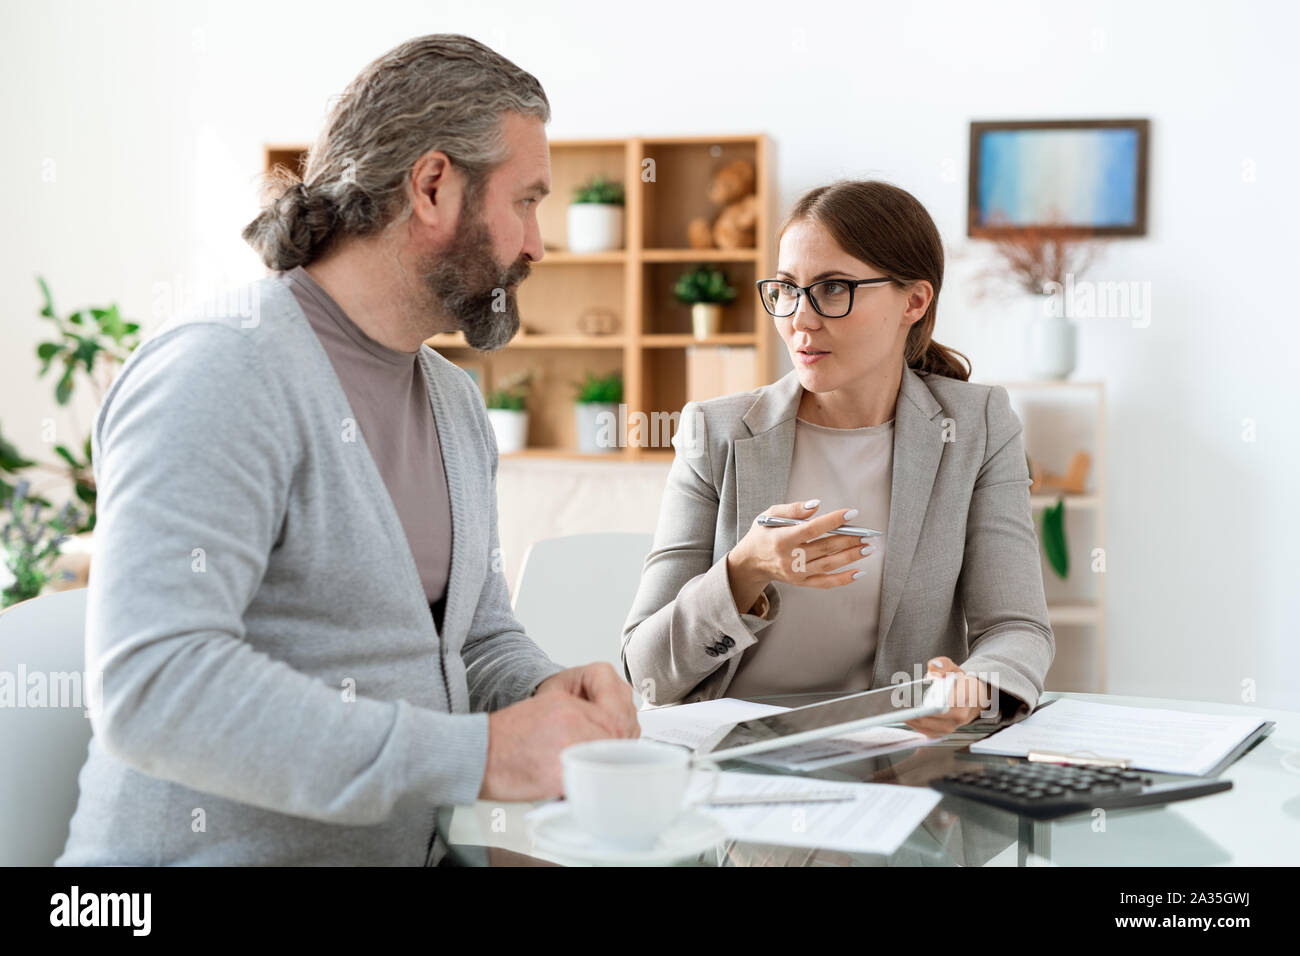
[621,362,1054,720]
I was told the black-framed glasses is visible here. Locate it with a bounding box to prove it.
[756,276,896,318]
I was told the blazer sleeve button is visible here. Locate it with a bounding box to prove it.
[704,646,719,657]
[720,636,735,648]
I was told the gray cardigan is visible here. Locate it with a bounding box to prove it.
[621,364,1054,720]
[57,276,563,866]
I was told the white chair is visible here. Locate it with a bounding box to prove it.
[512,532,653,676]
[0,588,93,865]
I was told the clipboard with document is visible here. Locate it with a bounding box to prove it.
[968,697,1275,777]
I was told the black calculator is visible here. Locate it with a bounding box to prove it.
[930,759,1232,820]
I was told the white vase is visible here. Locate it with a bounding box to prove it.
[1026,308,1078,380]
[691,303,721,339]
[487,409,529,454]
[575,402,620,454]
[567,204,624,253]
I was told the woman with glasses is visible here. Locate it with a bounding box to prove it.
[620,180,1053,737]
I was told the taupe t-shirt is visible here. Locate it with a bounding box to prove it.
[282,266,452,614]
[727,416,895,697]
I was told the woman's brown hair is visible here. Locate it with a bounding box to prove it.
[778,180,971,381]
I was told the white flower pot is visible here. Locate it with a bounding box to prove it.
[691,303,722,340]
[575,402,620,454]
[1026,306,1078,381]
[567,204,624,253]
[487,409,529,454]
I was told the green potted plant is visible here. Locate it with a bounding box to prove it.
[0,278,143,596]
[567,176,625,253]
[1,480,83,608]
[573,371,623,454]
[0,277,141,529]
[485,370,533,454]
[674,265,737,339]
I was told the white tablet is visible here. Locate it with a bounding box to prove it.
[695,676,955,763]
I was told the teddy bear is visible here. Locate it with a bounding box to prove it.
[687,158,757,250]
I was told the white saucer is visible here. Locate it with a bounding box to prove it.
[530,808,726,866]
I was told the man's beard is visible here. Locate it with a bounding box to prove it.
[420,198,531,351]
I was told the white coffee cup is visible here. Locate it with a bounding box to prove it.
[561,739,718,851]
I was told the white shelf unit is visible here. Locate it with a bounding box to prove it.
[988,379,1107,693]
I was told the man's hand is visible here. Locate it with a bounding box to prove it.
[476,663,641,803]
[479,692,619,802]
[534,663,640,739]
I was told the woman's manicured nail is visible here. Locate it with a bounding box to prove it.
[843,508,859,521]
[804,499,820,509]
[852,570,866,580]
[861,546,875,555]
[860,536,874,544]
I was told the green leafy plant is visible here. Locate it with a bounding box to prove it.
[486,370,533,412]
[574,371,623,405]
[0,277,141,531]
[1,480,82,608]
[673,265,737,305]
[35,276,140,404]
[1025,452,1070,579]
[572,176,625,206]
[1040,498,1069,579]
[0,426,37,509]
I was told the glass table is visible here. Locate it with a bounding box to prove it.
[436,691,1300,866]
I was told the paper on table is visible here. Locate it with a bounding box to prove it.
[636,698,788,750]
[526,772,941,857]
[637,697,937,770]
[970,698,1269,776]
[688,772,941,856]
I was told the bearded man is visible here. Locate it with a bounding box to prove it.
[58,34,637,867]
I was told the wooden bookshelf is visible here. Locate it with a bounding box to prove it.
[987,379,1109,694]
[262,135,776,460]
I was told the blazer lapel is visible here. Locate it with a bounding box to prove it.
[733,364,948,685]
[733,370,802,541]
[872,365,946,683]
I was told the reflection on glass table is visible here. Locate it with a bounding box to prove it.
[436,691,1297,867]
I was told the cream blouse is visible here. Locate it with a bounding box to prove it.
[727,415,895,696]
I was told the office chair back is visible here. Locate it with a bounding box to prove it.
[512,532,653,676]
[0,588,93,865]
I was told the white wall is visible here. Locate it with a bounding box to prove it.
[2,0,1296,709]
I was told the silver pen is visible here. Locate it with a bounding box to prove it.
[757,515,882,538]
[704,790,856,807]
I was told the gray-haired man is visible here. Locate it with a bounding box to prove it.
[58,34,637,866]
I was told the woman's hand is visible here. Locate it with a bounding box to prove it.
[725,499,877,613]
[904,656,993,738]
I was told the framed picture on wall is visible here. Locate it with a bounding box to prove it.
[967,118,1150,237]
